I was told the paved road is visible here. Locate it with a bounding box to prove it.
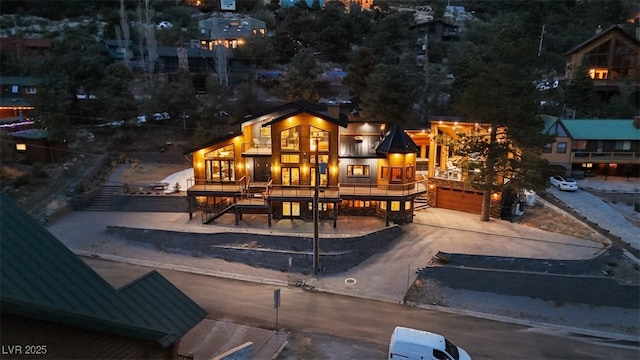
[84,257,639,360]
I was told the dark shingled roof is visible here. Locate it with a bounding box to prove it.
[235,99,349,128]
[376,124,418,155]
[0,194,207,347]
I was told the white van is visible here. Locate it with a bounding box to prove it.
[389,326,471,360]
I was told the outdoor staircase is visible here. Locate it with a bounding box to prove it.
[86,185,121,211]
[414,194,430,211]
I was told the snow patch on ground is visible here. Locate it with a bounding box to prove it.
[161,168,194,193]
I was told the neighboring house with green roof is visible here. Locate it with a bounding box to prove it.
[0,194,207,359]
[541,116,640,177]
[0,76,38,130]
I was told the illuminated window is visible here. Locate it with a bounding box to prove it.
[25,87,37,94]
[347,165,370,177]
[308,202,329,211]
[16,143,26,151]
[405,201,412,210]
[11,85,18,93]
[588,68,608,79]
[381,166,389,180]
[205,144,234,158]
[310,126,329,152]
[310,167,328,187]
[390,167,403,182]
[260,126,271,139]
[390,201,400,211]
[406,165,414,180]
[283,202,300,216]
[350,200,370,208]
[281,167,300,186]
[281,154,300,163]
[281,126,300,150]
[380,201,387,210]
[309,154,329,164]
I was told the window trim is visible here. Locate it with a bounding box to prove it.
[556,142,567,154]
[347,164,370,177]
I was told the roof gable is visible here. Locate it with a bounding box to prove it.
[260,100,349,128]
[183,131,241,155]
[0,194,206,347]
[376,124,418,155]
[560,119,639,140]
[564,24,640,55]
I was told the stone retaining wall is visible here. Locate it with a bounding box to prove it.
[421,266,639,308]
[110,194,190,212]
[107,225,403,273]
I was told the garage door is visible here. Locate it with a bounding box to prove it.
[436,187,483,214]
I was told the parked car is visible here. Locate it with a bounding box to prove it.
[153,112,170,121]
[136,115,147,126]
[388,326,471,360]
[549,175,578,191]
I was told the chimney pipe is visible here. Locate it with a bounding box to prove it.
[326,104,340,119]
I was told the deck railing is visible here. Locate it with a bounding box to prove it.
[186,177,245,192]
[571,151,640,163]
[187,178,428,198]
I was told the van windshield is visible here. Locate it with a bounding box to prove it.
[444,338,460,360]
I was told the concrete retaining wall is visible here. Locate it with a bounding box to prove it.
[422,266,639,308]
[110,194,190,212]
[107,225,403,273]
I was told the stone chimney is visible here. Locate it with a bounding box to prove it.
[633,116,640,129]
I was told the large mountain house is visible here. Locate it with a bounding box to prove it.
[183,100,427,226]
[183,101,512,225]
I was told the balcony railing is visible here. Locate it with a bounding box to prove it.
[241,140,272,155]
[186,178,428,198]
[434,168,462,181]
[186,178,245,192]
[572,151,640,163]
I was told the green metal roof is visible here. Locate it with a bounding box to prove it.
[560,119,639,140]
[0,76,39,86]
[0,194,206,347]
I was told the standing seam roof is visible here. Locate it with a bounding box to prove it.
[0,194,206,347]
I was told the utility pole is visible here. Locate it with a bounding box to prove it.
[423,33,428,90]
[313,138,320,274]
[538,24,545,57]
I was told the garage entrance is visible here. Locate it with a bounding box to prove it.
[436,187,483,214]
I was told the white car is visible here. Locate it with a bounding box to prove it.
[549,175,578,191]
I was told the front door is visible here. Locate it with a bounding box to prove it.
[253,156,271,182]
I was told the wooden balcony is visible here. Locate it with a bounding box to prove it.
[186,178,428,201]
[571,151,640,164]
